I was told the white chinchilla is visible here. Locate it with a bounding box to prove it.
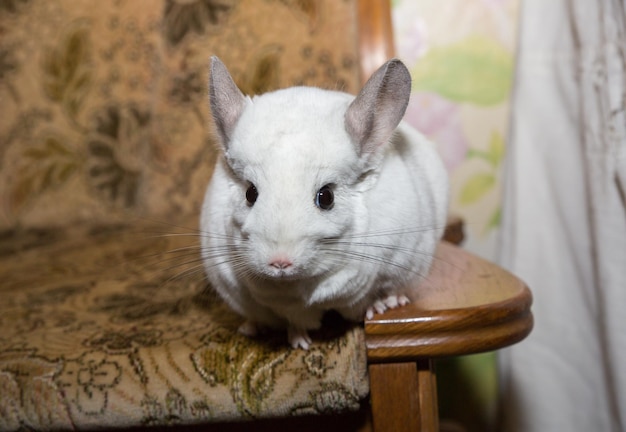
[201,56,448,349]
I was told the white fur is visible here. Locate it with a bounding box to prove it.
[201,58,449,349]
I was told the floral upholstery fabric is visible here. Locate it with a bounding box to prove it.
[0,0,359,229]
[0,220,368,430]
[0,219,368,429]
[0,1,368,430]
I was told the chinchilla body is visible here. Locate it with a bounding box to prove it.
[201,57,448,348]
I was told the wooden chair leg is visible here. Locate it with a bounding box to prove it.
[416,359,439,430]
[369,360,439,432]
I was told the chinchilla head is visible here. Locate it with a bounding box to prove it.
[207,56,411,282]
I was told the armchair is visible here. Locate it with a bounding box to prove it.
[0,1,531,431]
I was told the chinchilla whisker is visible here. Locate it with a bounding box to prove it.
[163,264,208,284]
[200,246,246,259]
[229,256,258,273]
[147,252,208,268]
[139,231,201,239]
[196,255,236,267]
[136,217,204,234]
[155,247,244,276]
[132,246,206,266]
[334,241,455,266]
[341,225,449,239]
[163,262,204,278]
[326,250,440,286]
[133,219,237,242]
[199,246,240,256]
[157,256,207,274]
[322,248,424,276]
[321,239,460,270]
[350,249,429,272]
[142,231,238,242]
[204,258,260,281]
[200,253,246,270]
[324,240,429,256]
[322,242,435,263]
[157,245,205,256]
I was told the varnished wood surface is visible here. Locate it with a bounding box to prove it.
[415,359,438,430]
[368,361,439,432]
[369,363,422,432]
[357,0,395,84]
[443,215,465,245]
[365,242,533,362]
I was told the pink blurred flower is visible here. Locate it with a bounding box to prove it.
[404,92,468,172]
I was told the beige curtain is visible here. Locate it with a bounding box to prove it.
[499,0,626,430]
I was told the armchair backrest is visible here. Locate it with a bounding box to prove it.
[0,0,384,230]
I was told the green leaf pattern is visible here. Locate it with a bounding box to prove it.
[459,173,496,206]
[412,36,513,106]
[467,131,505,168]
[459,131,505,233]
[41,23,92,125]
[11,137,81,212]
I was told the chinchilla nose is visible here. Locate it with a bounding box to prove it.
[268,255,293,270]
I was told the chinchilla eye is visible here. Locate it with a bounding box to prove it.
[315,184,334,210]
[246,183,258,206]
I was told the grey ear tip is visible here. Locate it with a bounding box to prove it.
[386,58,410,76]
[377,59,410,86]
[386,58,406,68]
[210,56,228,76]
[210,56,221,68]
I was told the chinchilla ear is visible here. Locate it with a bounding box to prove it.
[344,59,411,158]
[209,56,249,150]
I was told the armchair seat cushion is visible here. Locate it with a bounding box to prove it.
[0,220,369,430]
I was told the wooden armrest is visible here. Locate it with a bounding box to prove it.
[365,243,532,432]
[365,241,533,362]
